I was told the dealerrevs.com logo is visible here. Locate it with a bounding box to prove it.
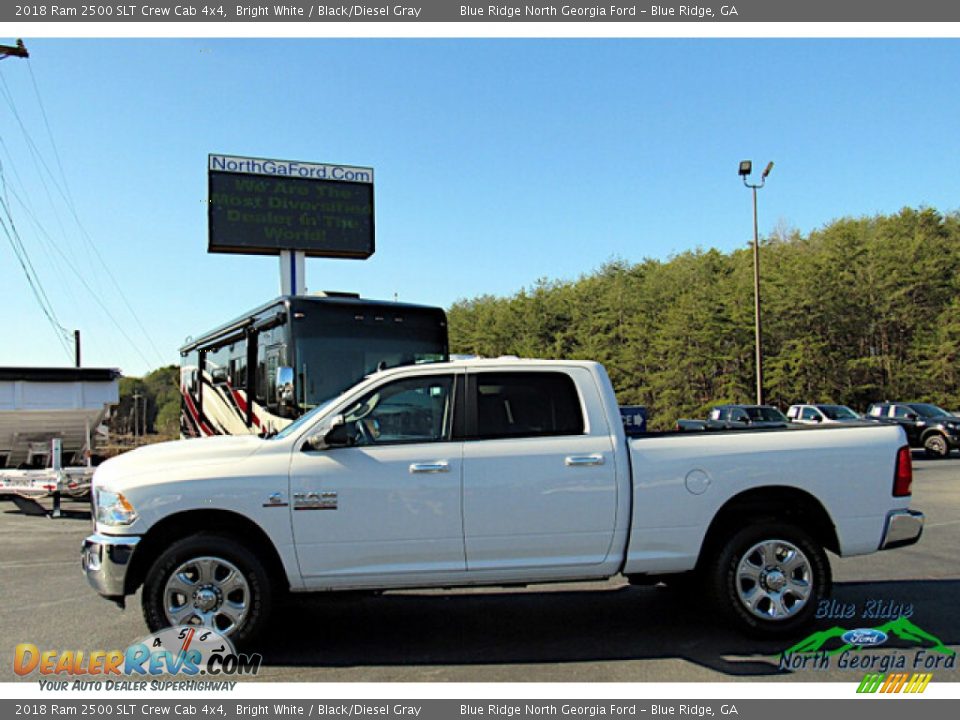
[14,627,261,690]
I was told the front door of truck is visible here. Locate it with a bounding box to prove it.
[892,405,922,444]
[460,369,618,571]
[290,373,465,581]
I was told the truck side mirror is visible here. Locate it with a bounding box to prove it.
[275,366,295,406]
[905,413,919,421]
[304,414,349,451]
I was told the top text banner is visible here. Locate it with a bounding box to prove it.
[6,1,960,22]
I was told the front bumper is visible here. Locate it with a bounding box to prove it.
[879,509,925,550]
[81,533,141,600]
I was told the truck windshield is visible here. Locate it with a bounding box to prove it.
[820,405,859,420]
[908,403,950,418]
[270,398,338,441]
[746,407,787,422]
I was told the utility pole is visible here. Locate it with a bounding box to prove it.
[0,40,29,60]
[74,330,81,368]
[132,393,142,445]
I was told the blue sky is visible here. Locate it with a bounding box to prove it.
[1,38,958,375]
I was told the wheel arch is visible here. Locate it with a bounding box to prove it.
[697,485,840,569]
[125,509,290,596]
[920,428,947,444]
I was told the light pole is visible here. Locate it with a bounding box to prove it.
[739,160,774,406]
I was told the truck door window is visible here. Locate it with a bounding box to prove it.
[341,375,454,446]
[893,406,912,419]
[471,372,584,440]
[801,407,819,421]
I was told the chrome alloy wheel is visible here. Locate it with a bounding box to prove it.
[163,556,249,635]
[735,539,813,621]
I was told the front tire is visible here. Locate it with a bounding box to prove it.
[708,522,830,637]
[924,433,950,459]
[141,533,272,648]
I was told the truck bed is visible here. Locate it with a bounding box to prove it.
[622,422,908,575]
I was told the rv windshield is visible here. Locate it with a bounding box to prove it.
[293,329,446,410]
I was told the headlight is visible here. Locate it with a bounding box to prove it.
[95,489,138,526]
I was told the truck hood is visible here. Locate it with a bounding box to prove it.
[93,435,265,490]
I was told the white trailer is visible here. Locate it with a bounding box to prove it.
[0,367,120,469]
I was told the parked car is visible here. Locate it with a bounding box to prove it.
[82,359,922,644]
[678,404,790,431]
[787,404,862,425]
[865,402,960,458]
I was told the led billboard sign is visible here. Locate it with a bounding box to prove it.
[207,154,375,258]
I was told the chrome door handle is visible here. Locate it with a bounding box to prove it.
[565,454,604,467]
[409,462,450,474]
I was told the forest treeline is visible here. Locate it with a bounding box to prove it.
[447,207,960,429]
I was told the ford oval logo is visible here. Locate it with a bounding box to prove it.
[842,628,888,647]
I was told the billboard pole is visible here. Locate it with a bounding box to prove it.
[279,250,307,296]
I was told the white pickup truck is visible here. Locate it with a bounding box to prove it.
[82,359,923,645]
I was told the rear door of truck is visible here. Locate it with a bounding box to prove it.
[460,367,619,571]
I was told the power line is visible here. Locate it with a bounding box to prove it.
[0,61,167,370]
[0,170,72,359]
[0,135,85,311]
[0,163,156,369]
[0,187,61,329]
[0,70,81,273]
[26,61,75,210]
[10,61,167,366]
[0,39,74,362]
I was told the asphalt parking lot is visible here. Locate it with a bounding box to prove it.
[2,453,958,683]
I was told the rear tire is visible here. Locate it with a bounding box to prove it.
[924,433,949,459]
[141,533,272,648]
[708,522,830,637]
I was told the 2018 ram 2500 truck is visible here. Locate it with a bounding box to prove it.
[82,359,923,644]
